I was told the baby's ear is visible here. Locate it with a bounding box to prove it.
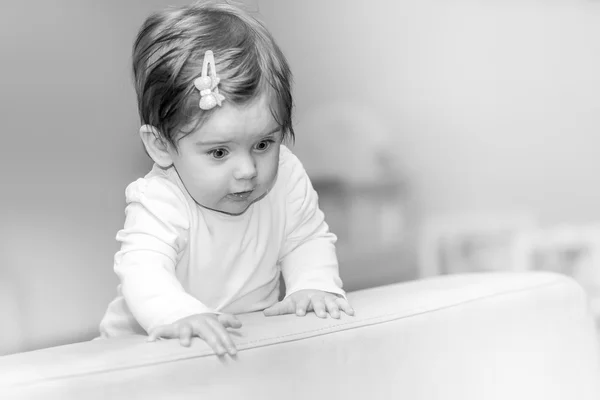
[139,125,174,168]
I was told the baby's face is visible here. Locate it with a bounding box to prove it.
[169,92,282,215]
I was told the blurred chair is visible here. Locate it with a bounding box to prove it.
[512,225,600,319]
[418,212,537,277]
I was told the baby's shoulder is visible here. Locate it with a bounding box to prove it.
[125,165,188,207]
[266,145,316,216]
[277,144,309,184]
[121,167,192,232]
[278,144,300,171]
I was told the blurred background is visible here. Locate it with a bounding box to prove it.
[1,0,600,355]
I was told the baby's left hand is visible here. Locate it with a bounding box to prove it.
[263,289,354,319]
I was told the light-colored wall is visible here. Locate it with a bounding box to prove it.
[0,0,193,354]
[260,0,600,225]
[2,0,600,354]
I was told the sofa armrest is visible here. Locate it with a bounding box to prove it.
[1,271,599,399]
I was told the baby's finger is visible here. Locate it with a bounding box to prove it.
[295,296,311,316]
[336,297,355,316]
[217,314,242,329]
[208,319,238,356]
[147,324,178,342]
[195,323,228,356]
[311,298,327,318]
[324,297,341,319]
[179,323,193,347]
[263,298,295,316]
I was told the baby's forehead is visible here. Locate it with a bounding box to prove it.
[193,99,281,141]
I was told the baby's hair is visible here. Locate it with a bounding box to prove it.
[132,1,294,149]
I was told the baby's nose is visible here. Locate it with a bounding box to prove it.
[233,156,257,180]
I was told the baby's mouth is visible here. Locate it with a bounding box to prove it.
[228,190,254,200]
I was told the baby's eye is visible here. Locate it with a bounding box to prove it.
[208,148,228,159]
[255,140,273,151]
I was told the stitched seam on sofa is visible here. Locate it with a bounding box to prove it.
[3,275,575,388]
[238,275,575,347]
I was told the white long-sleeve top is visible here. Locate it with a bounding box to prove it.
[99,145,345,337]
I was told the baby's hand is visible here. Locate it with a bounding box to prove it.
[147,313,241,356]
[263,289,354,319]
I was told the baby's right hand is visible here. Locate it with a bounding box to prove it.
[147,313,241,356]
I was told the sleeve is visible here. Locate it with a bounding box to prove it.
[114,177,215,333]
[278,149,346,298]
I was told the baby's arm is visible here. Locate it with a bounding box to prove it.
[265,149,354,318]
[115,178,239,354]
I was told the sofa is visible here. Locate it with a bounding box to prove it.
[1,271,599,399]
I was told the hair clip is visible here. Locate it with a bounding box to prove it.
[194,50,225,110]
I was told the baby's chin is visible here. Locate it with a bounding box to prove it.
[196,190,270,216]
